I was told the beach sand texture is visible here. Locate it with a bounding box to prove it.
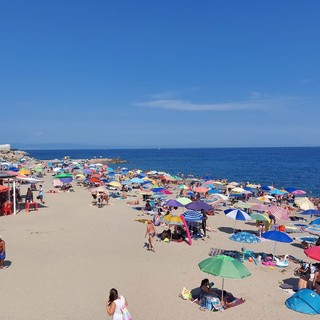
[0,175,316,320]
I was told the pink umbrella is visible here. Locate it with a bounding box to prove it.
[251,204,270,212]
[160,189,172,195]
[291,189,306,195]
[268,206,289,221]
[194,186,209,193]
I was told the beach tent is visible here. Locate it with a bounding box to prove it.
[285,289,320,315]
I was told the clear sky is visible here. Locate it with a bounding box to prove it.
[1,0,319,149]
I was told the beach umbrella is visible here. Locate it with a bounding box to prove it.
[285,187,298,193]
[211,194,228,201]
[300,209,320,216]
[160,189,172,195]
[231,187,245,193]
[161,214,183,225]
[198,255,251,302]
[176,197,192,205]
[60,177,73,184]
[55,173,72,178]
[251,213,270,222]
[268,206,289,221]
[178,184,189,189]
[229,232,261,244]
[295,197,315,210]
[262,230,293,257]
[224,208,251,231]
[310,219,320,226]
[270,189,285,195]
[234,201,252,209]
[130,177,144,184]
[305,225,320,236]
[251,204,270,212]
[151,187,165,192]
[108,181,122,188]
[304,247,320,261]
[0,185,9,193]
[194,186,208,193]
[182,210,204,221]
[164,199,184,208]
[185,201,212,212]
[208,189,221,195]
[292,189,306,195]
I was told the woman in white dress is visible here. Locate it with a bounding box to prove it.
[106,288,129,320]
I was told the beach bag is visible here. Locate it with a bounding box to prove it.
[201,296,222,311]
[120,305,132,320]
[180,287,192,300]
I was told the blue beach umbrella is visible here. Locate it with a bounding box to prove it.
[285,187,298,193]
[229,232,261,244]
[130,177,144,184]
[151,187,166,192]
[224,208,251,221]
[310,219,320,226]
[305,225,320,236]
[208,189,220,194]
[262,230,293,257]
[182,210,204,221]
[270,189,285,195]
[300,210,320,215]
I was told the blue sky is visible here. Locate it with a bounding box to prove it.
[0,0,319,148]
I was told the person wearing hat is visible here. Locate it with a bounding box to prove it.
[145,220,156,252]
[0,236,5,269]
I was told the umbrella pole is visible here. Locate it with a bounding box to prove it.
[233,220,237,232]
[221,278,224,304]
[273,242,277,260]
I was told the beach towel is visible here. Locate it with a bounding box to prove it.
[120,305,132,320]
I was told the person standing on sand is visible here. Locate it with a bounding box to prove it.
[106,288,132,320]
[0,236,6,269]
[145,220,156,252]
[38,185,45,204]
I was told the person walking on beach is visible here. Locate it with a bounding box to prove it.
[145,220,156,252]
[0,236,6,269]
[201,209,208,238]
[38,185,45,204]
[106,288,132,320]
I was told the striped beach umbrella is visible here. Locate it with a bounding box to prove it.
[182,210,204,221]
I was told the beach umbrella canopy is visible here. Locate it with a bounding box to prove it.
[164,199,184,208]
[194,186,209,193]
[234,201,252,209]
[229,232,261,244]
[268,206,289,221]
[0,185,9,193]
[185,201,212,212]
[160,189,172,195]
[224,208,251,221]
[270,189,285,195]
[182,210,204,221]
[251,204,270,212]
[295,197,315,210]
[292,189,306,195]
[108,181,122,188]
[55,173,72,178]
[130,177,144,184]
[310,219,320,226]
[251,213,270,222]
[305,225,320,236]
[285,187,298,193]
[262,230,293,257]
[60,177,73,184]
[304,247,320,261]
[176,197,192,205]
[199,255,251,302]
[300,209,320,216]
[161,214,183,225]
[151,187,166,192]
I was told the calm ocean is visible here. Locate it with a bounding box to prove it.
[25,147,320,196]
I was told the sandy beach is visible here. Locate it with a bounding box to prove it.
[0,173,318,320]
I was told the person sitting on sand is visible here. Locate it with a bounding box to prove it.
[126,199,139,205]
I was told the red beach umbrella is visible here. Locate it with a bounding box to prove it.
[0,185,9,193]
[304,246,320,261]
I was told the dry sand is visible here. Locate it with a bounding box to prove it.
[0,175,316,320]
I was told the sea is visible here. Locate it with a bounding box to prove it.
[24,147,320,196]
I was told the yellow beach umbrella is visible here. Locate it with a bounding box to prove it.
[108,181,122,188]
[162,214,183,225]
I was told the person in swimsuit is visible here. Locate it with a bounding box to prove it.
[145,220,156,252]
[0,236,6,269]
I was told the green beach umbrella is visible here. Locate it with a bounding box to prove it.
[198,255,251,302]
[176,197,192,205]
[55,173,73,178]
[251,213,270,222]
[234,201,252,209]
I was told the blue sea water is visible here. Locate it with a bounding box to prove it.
[25,147,320,196]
